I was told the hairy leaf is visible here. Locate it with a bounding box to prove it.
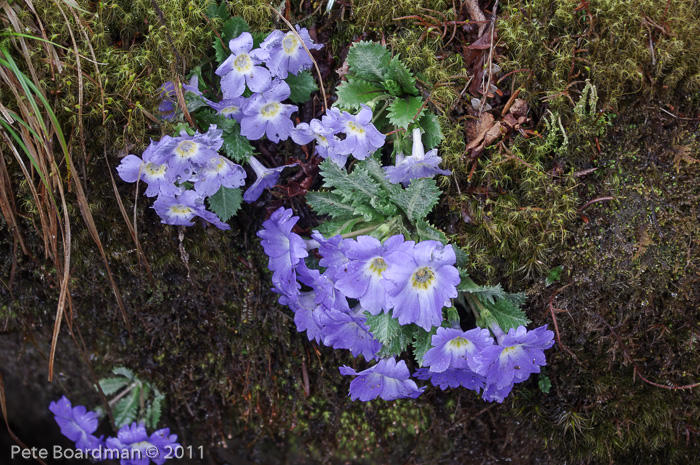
[417,113,444,149]
[112,366,135,380]
[98,377,128,396]
[458,276,507,304]
[113,388,140,428]
[387,96,424,130]
[307,191,358,218]
[285,71,318,104]
[384,55,418,96]
[412,326,438,366]
[365,311,402,345]
[335,77,384,110]
[346,41,391,83]
[480,297,531,332]
[208,186,242,222]
[392,178,440,222]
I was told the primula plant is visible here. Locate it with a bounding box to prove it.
[49,367,180,464]
[116,9,554,405]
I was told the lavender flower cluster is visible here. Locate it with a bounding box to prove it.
[117,125,243,229]
[258,207,554,402]
[49,396,179,464]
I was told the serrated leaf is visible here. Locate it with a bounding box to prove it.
[415,220,447,242]
[112,366,135,379]
[206,2,229,21]
[480,297,531,332]
[195,109,237,133]
[392,178,440,222]
[307,191,357,218]
[146,390,164,430]
[221,126,253,163]
[221,16,249,43]
[208,186,242,222]
[412,327,437,366]
[185,93,209,113]
[384,55,418,96]
[458,276,507,304]
[335,77,384,110]
[387,96,424,130]
[418,113,444,149]
[365,311,402,345]
[285,71,318,104]
[364,158,402,198]
[213,38,228,64]
[538,374,552,394]
[377,325,413,358]
[346,41,391,83]
[319,160,382,206]
[98,377,128,396]
[114,388,140,428]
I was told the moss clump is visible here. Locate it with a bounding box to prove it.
[499,0,700,113]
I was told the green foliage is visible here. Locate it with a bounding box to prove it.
[387,96,424,129]
[335,78,383,110]
[99,367,165,430]
[412,326,437,366]
[285,71,318,104]
[390,178,440,223]
[221,125,254,163]
[208,186,242,222]
[346,41,392,83]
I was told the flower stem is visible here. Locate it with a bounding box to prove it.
[341,224,378,239]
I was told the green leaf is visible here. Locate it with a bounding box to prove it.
[417,113,444,149]
[458,276,507,304]
[146,389,164,430]
[316,216,363,236]
[206,2,229,21]
[114,388,140,428]
[208,186,242,222]
[307,191,358,218]
[285,71,318,103]
[221,16,249,43]
[445,306,460,326]
[391,178,440,222]
[538,373,551,394]
[365,311,402,345]
[384,55,418,96]
[480,297,531,332]
[545,265,564,287]
[387,96,424,130]
[412,327,437,366]
[319,160,382,207]
[213,38,228,64]
[377,325,413,358]
[415,220,447,242]
[185,93,209,113]
[346,41,391,83]
[99,377,128,396]
[112,366,135,379]
[195,109,237,133]
[335,77,384,110]
[221,126,253,163]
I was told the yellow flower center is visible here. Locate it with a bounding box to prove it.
[143,162,166,177]
[282,33,299,54]
[212,157,227,173]
[169,205,193,216]
[346,121,365,135]
[234,54,252,73]
[448,337,472,349]
[368,257,387,275]
[222,105,239,116]
[174,140,198,159]
[316,134,328,146]
[411,267,435,290]
[261,102,281,118]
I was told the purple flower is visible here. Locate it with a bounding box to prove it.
[257,207,308,296]
[422,327,494,372]
[381,241,460,331]
[117,141,181,197]
[243,155,297,203]
[319,306,381,360]
[384,128,451,184]
[291,119,341,162]
[261,26,323,79]
[334,235,412,315]
[481,382,514,403]
[281,290,326,342]
[240,80,298,142]
[208,96,248,123]
[339,358,425,401]
[216,32,271,98]
[152,190,230,230]
[150,126,224,179]
[311,231,348,281]
[413,368,485,392]
[325,105,385,160]
[297,263,350,313]
[474,325,554,392]
[157,76,208,120]
[49,396,103,451]
[193,155,246,197]
[105,422,179,465]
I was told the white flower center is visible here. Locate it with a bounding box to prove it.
[174,140,199,159]
[411,267,435,290]
[221,105,239,116]
[211,157,227,173]
[282,33,299,54]
[367,257,387,275]
[346,121,365,136]
[143,162,167,178]
[316,134,328,146]
[447,337,473,350]
[234,54,253,73]
[168,205,193,217]
[260,102,281,119]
